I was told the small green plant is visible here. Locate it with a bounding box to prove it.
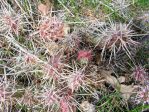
[96,92,128,112]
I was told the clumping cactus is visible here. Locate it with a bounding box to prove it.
[60,97,70,112]
[40,89,59,107]
[135,84,149,104]
[38,16,65,40]
[0,0,148,112]
[132,66,147,82]
[0,6,22,35]
[67,70,85,92]
[98,22,138,61]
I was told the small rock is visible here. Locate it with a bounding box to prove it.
[80,101,95,112]
[118,76,125,83]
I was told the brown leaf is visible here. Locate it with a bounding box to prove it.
[101,70,119,86]
[120,85,134,94]
[38,3,49,15]
[120,84,138,100]
[105,75,118,86]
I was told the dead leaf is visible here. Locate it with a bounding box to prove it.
[101,70,119,86]
[119,84,138,100]
[101,70,113,76]
[105,75,118,86]
[101,70,139,100]
[38,3,49,15]
[120,84,134,94]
